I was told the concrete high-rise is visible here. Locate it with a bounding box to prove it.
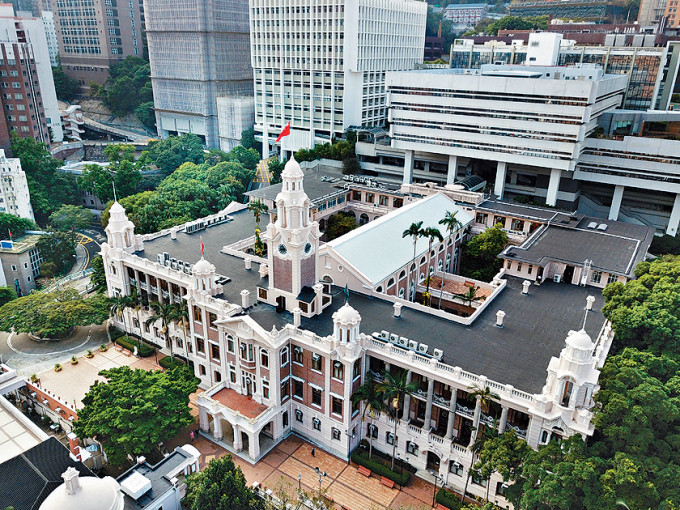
[250,0,427,155]
[143,0,253,148]
[52,0,145,90]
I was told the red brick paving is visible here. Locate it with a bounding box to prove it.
[211,387,269,419]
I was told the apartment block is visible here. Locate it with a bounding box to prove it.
[250,0,427,155]
[53,0,145,89]
[144,0,253,148]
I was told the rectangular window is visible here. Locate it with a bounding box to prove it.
[208,312,217,329]
[517,262,522,272]
[196,337,205,353]
[295,409,303,422]
[229,366,236,383]
[313,417,321,430]
[591,271,602,284]
[294,379,304,399]
[332,396,343,416]
[312,353,322,372]
[227,336,234,353]
[386,432,396,445]
[281,381,289,400]
[281,348,289,366]
[353,360,361,380]
[333,362,343,380]
[607,273,618,284]
[198,364,206,376]
[293,346,303,365]
[332,428,341,440]
[312,388,322,406]
[450,462,464,476]
[262,380,269,399]
[261,350,269,367]
[193,306,202,322]
[211,343,220,361]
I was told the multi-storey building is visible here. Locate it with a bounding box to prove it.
[40,10,59,67]
[0,4,62,148]
[52,0,145,89]
[250,0,427,155]
[102,158,621,505]
[508,0,626,20]
[638,0,667,25]
[143,0,253,148]
[0,148,34,220]
[443,3,488,27]
[0,233,43,295]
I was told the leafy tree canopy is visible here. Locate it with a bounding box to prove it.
[184,455,264,510]
[10,133,78,223]
[143,134,205,175]
[0,289,110,337]
[52,66,80,101]
[134,101,156,132]
[36,229,76,276]
[464,15,548,36]
[73,365,198,466]
[90,255,107,293]
[240,128,261,155]
[325,212,358,241]
[0,286,17,308]
[602,255,680,355]
[459,223,508,282]
[48,205,94,239]
[0,213,37,239]
[96,57,153,117]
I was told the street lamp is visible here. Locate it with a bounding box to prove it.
[298,474,302,491]
[314,467,327,491]
[345,429,356,465]
[429,469,444,508]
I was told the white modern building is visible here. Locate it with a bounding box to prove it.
[0,5,63,143]
[443,3,488,27]
[40,10,59,67]
[250,0,427,156]
[0,149,34,221]
[102,158,617,505]
[144,0,253,148]
[216,95,255,152]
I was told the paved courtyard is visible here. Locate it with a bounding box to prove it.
[179,433,437,510]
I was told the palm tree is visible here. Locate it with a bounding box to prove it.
[129,288,145,337]
[173,301,190,360]
[376,369,419,470]
[467,384,500,446]
[145,301,178,360]
[439,210,464,273]
[109,293,133,342]
[455,285,483,309]
[402,221,424,302]
[351,377,387,460]
[422,227,443,303]
[248,199,269,257]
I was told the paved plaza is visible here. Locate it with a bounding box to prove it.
[177,433,438,510]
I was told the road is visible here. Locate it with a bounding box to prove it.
[0,324,109,376]
[69,226,105,275]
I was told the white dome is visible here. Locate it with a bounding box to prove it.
[281,157,304,179]
[39,469,124,510]
[565,329,594,350]
[109,201,125,215]
[333,303,361,325]
[193,257,215,274]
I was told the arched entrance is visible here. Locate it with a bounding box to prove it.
[426,451,441,471]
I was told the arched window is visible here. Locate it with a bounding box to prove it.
[561,379,574,407]
[398,270,406,280]
[387,278,395,287]
[260,349,269,368]
[438,259,443,270]
[420,256,426,265]
[376,286,383,293]
[420,272,425,282]
[281,347,289,366]
[399,288,405,298]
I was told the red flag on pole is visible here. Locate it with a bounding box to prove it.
[275,121,291,143]
[7,229,11,240]
[200,236,204,257]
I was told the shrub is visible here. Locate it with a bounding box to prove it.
[350,449,410,486]
[70,356,78,365]
[100,343,108,351]
[159,356,185,370]
[436,488,463,510]
[115,335,154,357]
[86,350,94,358]
[54,363,62,372]
[650,234,680,255]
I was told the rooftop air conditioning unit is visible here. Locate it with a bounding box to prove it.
[554,274,562,283]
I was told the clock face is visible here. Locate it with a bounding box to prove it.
[304,242,312,254]
[278,243,287,255]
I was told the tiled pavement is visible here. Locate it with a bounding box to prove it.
[185,433,434,510]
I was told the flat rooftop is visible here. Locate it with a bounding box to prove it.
[0,395,47,463]
[502,216,654,277]
[246,171,347,204]
[211,387,270,419]
[476,198,574,222]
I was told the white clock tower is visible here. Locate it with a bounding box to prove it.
[260,157,321,314]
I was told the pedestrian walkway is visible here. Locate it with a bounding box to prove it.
[186,434,435,510]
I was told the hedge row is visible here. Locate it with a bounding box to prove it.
[350,449,410,486]
[436,488,463,510]
[115,335,155,357]
[159,356,186,370]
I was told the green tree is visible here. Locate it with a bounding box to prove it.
[90,255,107,293]
[78,164,114,203]
[228,145,260,171]
[422,226,443,302]
[342,156,360,175]
[402,221,424,302]
[36,230,76,275]
[146,134,205,174]
[73,365,198,466]
[0,289,110,337]
[99,57,152,117]
[351,377,386,460]
[459,223,508,282]
[248,199,269,257]
[110,293,134,339]
[602,255,680,356]
[10,133,78,222]
[48,205,94,241]
[240,128,261,155]
[325,212,357,241]
[0,286,16,307]
[145,301,178,359]
[0,212,37,239]
[183,455,264,510]
[52,66,80,101]
[269,157,285,184]
[113,159,142,198]
[455,285,482,308]
[134,101,156,131]
[376,369,419,470]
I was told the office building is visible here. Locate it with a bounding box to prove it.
[250,0,427,155]
[52,0,145,89]
[40,10,58,67]
[443,3,488,27]
[638,0,667,25]
[144,0,253,148]
[0,148,34,220]
[101,158,628,505]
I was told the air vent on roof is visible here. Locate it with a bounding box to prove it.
[597,223,608,231]
[587,222,598,229]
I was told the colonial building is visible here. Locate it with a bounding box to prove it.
[102,158,614,505]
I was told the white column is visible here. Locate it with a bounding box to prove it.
[494,161,507,199]
[213,416,223,440]
[402,370,412,420]
[233,424,243,451]
[423,378,435,431]
[667,193,680,236]
[498,406,508,434]
[199,408,209,432]
[608,185,624,221]
[248,431,261,460]
[447,155,458,185]
[468,397,481,447]
[546,169,561,207]
[402,149,414,185]
[445,390,457,440]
